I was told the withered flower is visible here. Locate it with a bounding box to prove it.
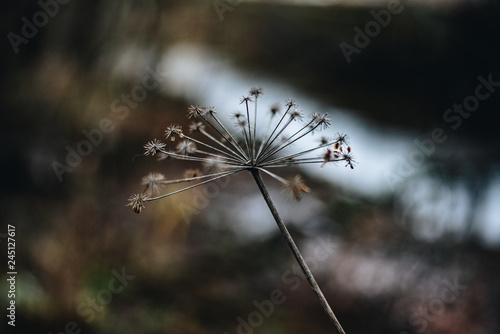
[127,88,354,334]
[131,87,354,211]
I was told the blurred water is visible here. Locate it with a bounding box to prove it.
[477,174,500,245]
[118,42,500,246]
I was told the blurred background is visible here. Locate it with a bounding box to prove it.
[1,0,500,333]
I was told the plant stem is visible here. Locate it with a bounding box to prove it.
[250,169,347,334]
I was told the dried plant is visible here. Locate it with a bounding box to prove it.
[128,88,355,333]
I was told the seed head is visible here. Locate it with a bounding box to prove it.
[189,121,205,133]
[187,105,206,119]
[206,106,217,116]
[284,175,310,201]
[240,96,253,104]
[203,157,226,174]
[236,118,247,128]
[334,133,349,146]
[165,124,183,141]
[342,152,356,169]
[127,193,148,214]
[290,109,303,121]
[144,139,166,156]
[184,169,202,178]
[176,140,197,155]
[141,173,165,195]
[285,99,298,108]
[270,104,280,116]
[232,111,244,119]
[313,113,331,130]
[249,87,263,98]
[319,136,329,145]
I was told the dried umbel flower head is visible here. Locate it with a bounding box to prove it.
[127,87,354,334]
[128,87,355,213]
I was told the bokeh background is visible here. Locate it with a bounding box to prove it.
[1,0,500,333]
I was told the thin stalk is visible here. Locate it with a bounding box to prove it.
[250,169,347,334]
[258,121,322,163]
[146,169,244,201]
[159,170,238,186]
[157,149,244,166]
[237,123,251,160]
[180,133,243,162]
[256,167,287,184]
[259,117,294,159]
[259,142,332,167]
[253,97,258,160]
[199,128,247,162]
[258,105,292,161]
[206,114,249,160]
[255,113,276,159]
[244,100,253,161]
[260,160,341,167]
[198,113,249,161]
[194,149,242,163]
